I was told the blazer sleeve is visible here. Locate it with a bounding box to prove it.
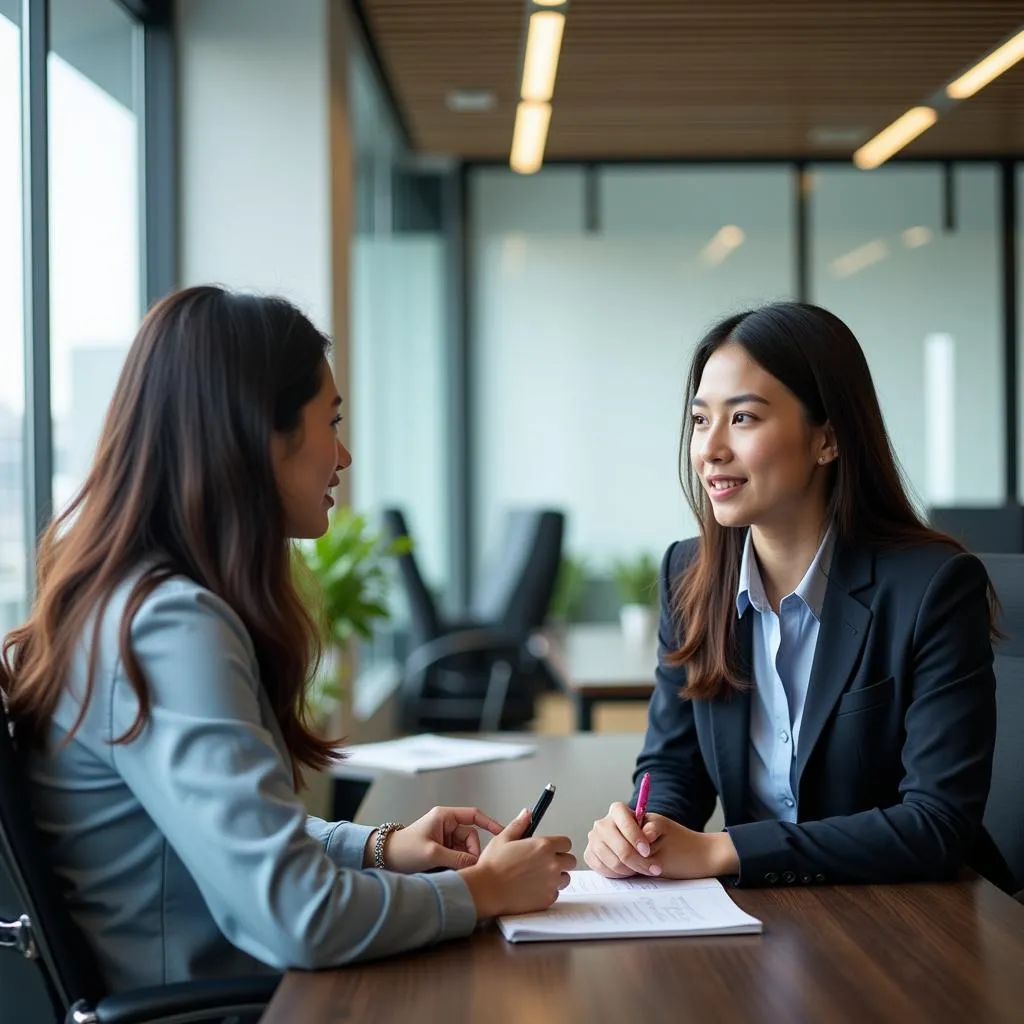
[630,541,718,831]
[726,552,997,885]
[107,584,477,969]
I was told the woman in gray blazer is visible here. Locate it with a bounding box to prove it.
[585,301,1011,891]
[1,285,575,993]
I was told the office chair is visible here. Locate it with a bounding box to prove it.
[979,554,1024,894]
[0,699,279,1024]
[930,506,1024,554]
[384,507,564,732]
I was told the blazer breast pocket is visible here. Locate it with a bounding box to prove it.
[836,676,895,717]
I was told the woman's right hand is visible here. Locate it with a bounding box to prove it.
[461,808,575,918]
[584,801,660,878]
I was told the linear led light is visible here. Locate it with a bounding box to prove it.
[852,107,937,170]
[510,101,552,175]
[521,10,566,103]
[947,28,1024,99]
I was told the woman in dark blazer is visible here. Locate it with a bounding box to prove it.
[585,301,1011,890]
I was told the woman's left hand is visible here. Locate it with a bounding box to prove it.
[371,806,504,873]
[638,814,740,879]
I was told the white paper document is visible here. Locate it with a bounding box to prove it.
[497,871,762,943]
[337,733,535,774]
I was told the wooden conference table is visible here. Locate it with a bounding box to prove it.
[261,734,1024,1024]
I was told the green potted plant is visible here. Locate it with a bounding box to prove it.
[610,552,659,645]
[295,507,411,727]
[548,554,589,629]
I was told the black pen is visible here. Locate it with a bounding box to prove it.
[522,783,556,839]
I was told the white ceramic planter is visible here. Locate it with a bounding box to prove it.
[619,603,656,645]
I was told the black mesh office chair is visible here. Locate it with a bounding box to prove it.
[979,554,1024,895]
[384,507,564,732]
[0,699,279,1024]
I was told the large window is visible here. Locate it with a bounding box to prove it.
[0,0,169,618]
[0,6,26,634]
[810,165,1003,510]
[49,0,141,512]
[350,39,451,602]
[470,165,795,573]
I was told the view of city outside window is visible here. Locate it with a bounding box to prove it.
[0,8,25,635]
[48,0,140,517]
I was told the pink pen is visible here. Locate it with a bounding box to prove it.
[635,772,651,824]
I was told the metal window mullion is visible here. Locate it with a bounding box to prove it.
[20,0,52,600]
[138,7,177,308]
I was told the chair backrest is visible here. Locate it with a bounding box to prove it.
[471,509,565,635]
[0,699,107,1018]
[979,553,1024,891]
[382,508,442,646]
[931,507,1024,554]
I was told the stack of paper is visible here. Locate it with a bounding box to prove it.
[498,870,762,942]
[338,733,535,774]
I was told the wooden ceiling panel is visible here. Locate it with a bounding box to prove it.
[360,0,1024,160]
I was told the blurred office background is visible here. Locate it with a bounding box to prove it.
[3,0,1023,738]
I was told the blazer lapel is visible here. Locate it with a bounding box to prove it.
[709,611,752,823]
[795,540,875,789]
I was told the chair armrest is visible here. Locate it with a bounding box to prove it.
[404,628,523,679]
[84,975,280,1024]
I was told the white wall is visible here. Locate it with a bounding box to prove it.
[178,0,332,331]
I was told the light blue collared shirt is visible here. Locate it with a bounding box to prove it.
[736,527,835,824]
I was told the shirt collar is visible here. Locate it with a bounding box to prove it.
[736,525,835,621]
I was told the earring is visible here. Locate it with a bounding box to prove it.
[818,456,827,465]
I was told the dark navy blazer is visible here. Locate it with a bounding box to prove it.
[632,536,1012,889]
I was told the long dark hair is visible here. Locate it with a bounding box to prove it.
[1,285,337,782]
[673,301,1000,700]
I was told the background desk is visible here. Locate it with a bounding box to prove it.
[267,735,1024,1024]
[541,623,656,730]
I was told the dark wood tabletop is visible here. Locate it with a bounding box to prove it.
[266,735,1024,1024]
[336,732,644,854]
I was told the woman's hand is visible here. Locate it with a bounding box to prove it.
[366,806,503,873]
[460,808,576,918]
[584,801,660,877]
[637,814,739,879]
[584,803,739,879]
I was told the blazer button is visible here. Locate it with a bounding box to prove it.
[782,870,796,884]
[801,873,812,884]
[765,872,779,884]
[814,873,826,883]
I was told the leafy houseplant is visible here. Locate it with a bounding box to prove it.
[548,555,589,626]
[296,507,411,724]
[610,552,659,644]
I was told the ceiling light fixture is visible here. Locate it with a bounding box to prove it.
[854,24,1024,170]
[510,1,568,175]
[852,107,937,170]
[521,10,565,102]
[510,101,552,175]
[947,27,1024,99]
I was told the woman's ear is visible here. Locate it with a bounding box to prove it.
[815,422,839,466]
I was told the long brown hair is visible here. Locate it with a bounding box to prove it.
[674,302,1000,700]
[1,285,338,781]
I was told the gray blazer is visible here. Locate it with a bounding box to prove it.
[28,574,476,992]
